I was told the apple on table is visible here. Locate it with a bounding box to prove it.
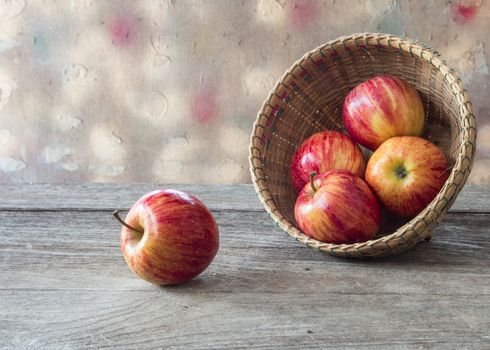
[113,189,219,285]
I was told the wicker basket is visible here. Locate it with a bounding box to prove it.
[249,33,477,258]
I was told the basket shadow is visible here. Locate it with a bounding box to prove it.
[158,212,489,294]
[155,238,489,300]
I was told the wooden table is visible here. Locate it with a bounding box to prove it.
[1,184,489,349]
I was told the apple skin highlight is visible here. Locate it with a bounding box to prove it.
[119,189,219,285]
[294,170,381,244]
[343,75,425,151]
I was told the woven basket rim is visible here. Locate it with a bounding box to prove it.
[249,32,477,257]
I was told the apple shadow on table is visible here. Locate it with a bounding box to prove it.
[156,242,485,301]
[157,210,489,294]
[158,276,210,291]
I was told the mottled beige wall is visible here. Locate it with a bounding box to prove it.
[0,0,488,183]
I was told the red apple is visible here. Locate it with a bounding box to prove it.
[365,136,449,218]
[343,75,425,150]
[290,130,365,193]
[294,170,381,244]
[114,189,219,285]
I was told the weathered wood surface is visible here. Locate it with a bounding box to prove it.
[0,184,489,349]
[0,183,488,212]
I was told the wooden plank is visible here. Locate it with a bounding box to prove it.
[1,290,488,349]
[0,183,261,211]
[0,183,489,212]
[1,210,490,291]
[1,209,489,348]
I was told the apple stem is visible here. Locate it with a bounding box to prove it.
[112,210,144,234]
[310,171,318,193]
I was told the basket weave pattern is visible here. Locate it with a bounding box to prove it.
[249,33,477,258]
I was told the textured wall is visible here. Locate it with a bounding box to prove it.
[0,0,489,184]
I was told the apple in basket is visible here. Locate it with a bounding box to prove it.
[294,170,381,244]
[113,190,219,285]
[290,130,365,193]
[343,75,425,151]
[366,136,449,218]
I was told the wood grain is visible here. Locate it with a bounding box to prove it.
[0,183,259,212]
[1,290,488,349]
[1,210,490,291]
[1,196,490,349]
[0,183,488,212]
